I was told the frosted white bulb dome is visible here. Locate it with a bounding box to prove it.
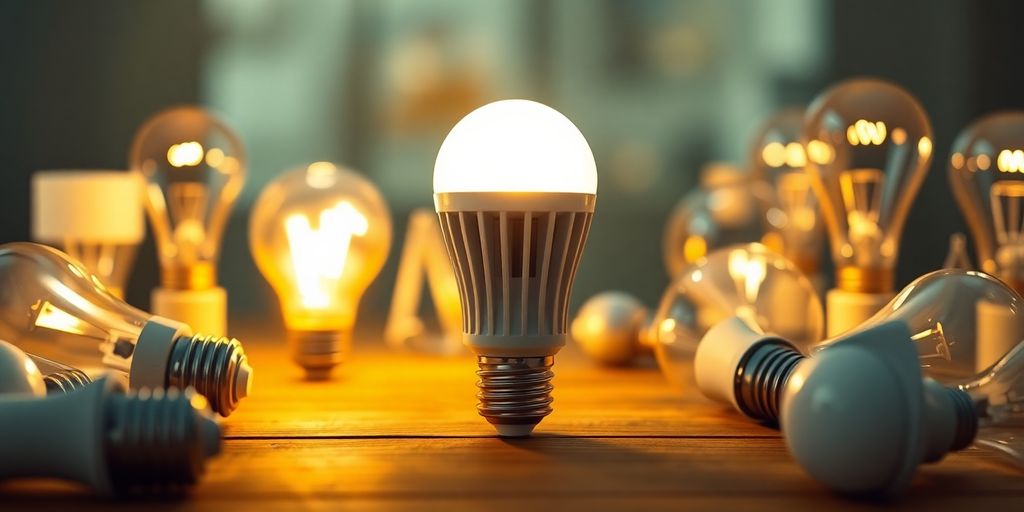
[434,99,597,194]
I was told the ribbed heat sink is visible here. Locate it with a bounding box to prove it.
[437,209,593,339]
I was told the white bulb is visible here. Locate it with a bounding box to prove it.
[433,99,597,194]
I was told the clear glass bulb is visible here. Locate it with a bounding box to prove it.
[0,243,251,415]
[433,99,597,437]
[804,79,933,293]
[131,106,245,290]
[960,341,1024,468]
[818,269,1024,380]
[651,243,823,390]
[663,164,769,279]
[250,162,392,379]
[949,112,1024,293]
[749,108,825,277]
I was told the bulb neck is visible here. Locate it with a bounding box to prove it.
[734,342,805,424]
[104,386,221,492]
[835,266,893,294]
[167,334,252,416]
[476,355,554,437]
[287,329,352,380]
[160,261,217,290]
[42,368,92,394]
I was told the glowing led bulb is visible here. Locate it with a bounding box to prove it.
[434,99,597,437]
[749,108,825,278]
[250,162,391,379]
[804,79,933,335]
[131,106,246,334]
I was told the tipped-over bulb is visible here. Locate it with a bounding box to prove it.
[0,242,251,415]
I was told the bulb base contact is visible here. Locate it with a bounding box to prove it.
[167,334,252,416]
[287,329,352,380]
[476,355,554,437]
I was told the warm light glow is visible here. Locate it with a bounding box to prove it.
[845,119,887,146]
[839,169,884,243]
[998,149,1024,173]
[917,136,932,158]
[32,300,88,335]
[727,249,767,304]
[761,142,806,169]
[205,147,225,168]
[285,202,369,308]
[683,235,707,264]
[806,140,834,164]
[434,99,597,194]
[167,141,205,167]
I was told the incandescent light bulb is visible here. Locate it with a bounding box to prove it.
[250,162,392,379]
[433,99,597,436]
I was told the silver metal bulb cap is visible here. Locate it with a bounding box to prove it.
[735,342,804,424]
[476,356,554,437]
[168,334,252,416]
[287,329,352,380]
[42,368,92,394]
[105,386,221,492]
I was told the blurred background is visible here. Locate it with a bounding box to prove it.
[2,0,1023,337]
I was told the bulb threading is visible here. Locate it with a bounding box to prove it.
[42,368,92,394]
[948,387,979,452]
[167,334,249,416]
[287,329,351,380]
[476,356,554,430]
[734,341,805,423]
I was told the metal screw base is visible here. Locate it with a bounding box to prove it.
[476,356,554,437]
[287,329,350,380]
[947,387,978,451]
[42,368,91,394]
[104,386,221,492]
[735,342,804,424]
[168,334,252,416]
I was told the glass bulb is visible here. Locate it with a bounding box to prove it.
[0,242,251,415]
[651,243,823,390]
[804,79,933,293]
[250,162,392,379]
[433,99,597,437]
[662,164,769,279]
[950,112,1024,293]
[749,108,825,277]
[960,341,1024,468]
[434,99,597,194]
[131,106,245,291]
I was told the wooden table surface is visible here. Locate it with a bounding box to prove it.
[3,333,1023,510]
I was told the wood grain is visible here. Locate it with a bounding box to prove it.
[2,335,1021,510]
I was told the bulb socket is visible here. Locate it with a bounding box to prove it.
[160,262,217,290]
[476,355,554,435]
[42,368,92,394]
[104,387,221,492]
[167,334,251,416]
[734,341,805,424]
[836,266,893,294]
[947,387,979,452]
[287,329,351,380]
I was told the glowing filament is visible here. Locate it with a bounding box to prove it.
[167,141,205,167]
[910,322,951,366]
[839,169,884,242]
[776,172,817,231]
[846,119,887,146]
[285,202,369,309]
[998,149,1024,173]
[728,249,767,304]
[991,181,1024,246]
[32,301,88,335]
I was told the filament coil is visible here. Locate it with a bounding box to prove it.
[735,342,805,423]
[476,356,554,426]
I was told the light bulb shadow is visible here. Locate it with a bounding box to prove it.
[492,436,678,477]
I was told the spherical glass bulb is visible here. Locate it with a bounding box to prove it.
[803,78,933,293]
[131,106,245,290]
[662,164,769,279]
[749,108,825,276]
[949,112,1024,293]
[433,99,597,194]
[651,243,823,390]
[250,162,391,379]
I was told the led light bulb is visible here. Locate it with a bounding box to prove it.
[653,243,823,392]
[782,327,1024,496]
[950,112,1024,291]
[663,163,769,279]
[250,162,391,379]
[131,106,246,335]
[695,268,1023,424]
[749,108,825,279]
[803,79,933,336]
[571,291,651,366]
[0,375,221,495]
[433,99,597,437]
[32,170,145,299]
[0,242,251,415]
